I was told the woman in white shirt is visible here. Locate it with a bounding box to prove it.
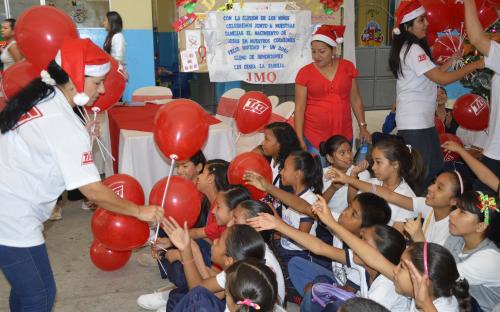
[0,19,23,70]
[389,0,483,190]
[102,11,126,64]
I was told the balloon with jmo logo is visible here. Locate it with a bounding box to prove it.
[234,91,272,134]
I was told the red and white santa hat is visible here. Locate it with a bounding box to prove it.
[312,25,346,47]
[55,38,111,106]
[393,0,426,35]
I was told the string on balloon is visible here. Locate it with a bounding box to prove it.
[153,155,178,242]
[76,106,115,163]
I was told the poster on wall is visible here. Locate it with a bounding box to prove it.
[202,10,312,84]
[356,0,388,47]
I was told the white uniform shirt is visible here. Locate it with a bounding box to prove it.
[346,250,410,312]
[412,197,451,246]
[483,41,500,160]
[280,189,317,251]
[365,178,417,225]
[0,88,100,247]
[110,32,126,63]
[331,212,361,287]
[215,245,285,304]
[410,296,459,312]
[396,43,437,130]
[0,40,16,70]
[322,165,371,214]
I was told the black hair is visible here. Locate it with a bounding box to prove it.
[354,193,392,227]
[221,185,251,211]
[370,225,406,265]
[236,199,274,244]
[287,150,323,194]
[456,191,499,247]
[319,135,351,158]
[226,259,278,312]
[103,11,123,54]
[0,61,69,134]
[373,137,425,194]
[225,225,266,262]
[389,17,432,79]
[264,122,301,170]
[340,297,390,312]
[205,159,230,192]
[410,242,471,312]
[438,86,448,95]
[187,150,209,228]
[190,150,207,169]
[3,18,15,29]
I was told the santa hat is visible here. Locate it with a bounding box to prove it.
[55,38,111,106]
[393,0,426,35]
[312,25,346,47]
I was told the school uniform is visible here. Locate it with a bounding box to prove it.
[412,197,451,246]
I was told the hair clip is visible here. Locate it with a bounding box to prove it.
[406,144,412,154]
[476,191,498,225]
[236,299,261,310]
[453,170,464,195]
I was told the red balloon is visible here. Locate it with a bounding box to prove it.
[439,133,464,162]
[452,94,489,130]
[478,0,499,29]
[91,174,149,251]
[149,176,201,228]
[1,60,39,99]
[420,0,460,33]
[15,6,78,70]
[234,91,272,134]
[89,240,131,271]
[228,152,273,200]
[90,58,126,112]
[431,35,462,65]
[427,31,438,47]
[435,117,445,134]
[153,99,209,161]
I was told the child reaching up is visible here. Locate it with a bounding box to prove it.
[311,195,472,312]
[329,166,467,245]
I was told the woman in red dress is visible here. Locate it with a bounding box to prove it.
[294,25,370,166]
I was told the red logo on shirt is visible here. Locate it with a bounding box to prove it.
[242,98,270,115]
[418,54,427,62]
[13,107,43,129]
[81,152,94,165]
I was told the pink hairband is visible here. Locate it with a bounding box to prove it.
[423,241,429,277]
[237,299,261,310]
[454,170,464,195]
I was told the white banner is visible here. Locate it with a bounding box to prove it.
[202,10,312,84]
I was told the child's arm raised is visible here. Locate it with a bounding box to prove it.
[188,227,207,240]
[330,167,414,211]
[464,0,491,56]
[243,170,314,217]
[311,196,396,280]
[248,213,347,264]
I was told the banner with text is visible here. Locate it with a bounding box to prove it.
[202,10,312,84]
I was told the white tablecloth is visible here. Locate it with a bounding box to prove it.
[117,122,236,200]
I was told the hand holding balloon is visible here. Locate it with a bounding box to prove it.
[243,170,271,192]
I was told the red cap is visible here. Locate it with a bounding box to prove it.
[55,38,110,106]
[393,0,426,35]
[312,25,346,47]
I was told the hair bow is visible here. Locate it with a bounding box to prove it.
[476,191,499,225]
[236,298,261,310]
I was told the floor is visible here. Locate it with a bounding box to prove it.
[0,198,299,312]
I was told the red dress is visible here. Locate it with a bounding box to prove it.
[295,59,358,148]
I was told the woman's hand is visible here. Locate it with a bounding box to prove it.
[161,217,190,251]
[243,170,271,192]
[441,141,466,154]
[247,212,282,231]
[137,205,164,223]
[311,195,336,225]
[359,127,371,144]
[474,58,485,70]
[404,259,436,311]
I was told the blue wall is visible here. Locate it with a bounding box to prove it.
[78,28,156,102]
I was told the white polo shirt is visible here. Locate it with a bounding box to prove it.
[396,43,437,130]
[412,197,451,246]
[0,88,100,247]
[483,41,500,160]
